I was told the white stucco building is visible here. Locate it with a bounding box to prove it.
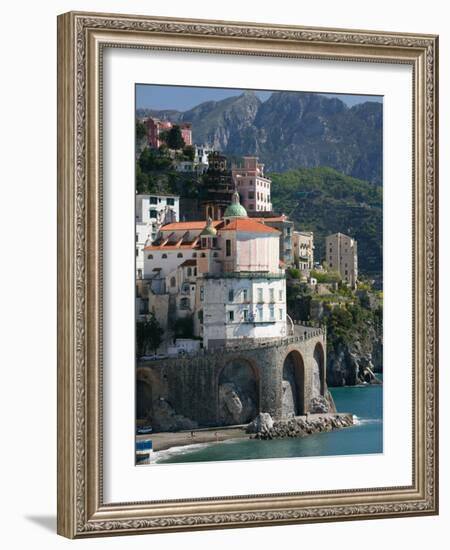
[142,190,288,349]
[293,231,315,273]
[135,193,179,278]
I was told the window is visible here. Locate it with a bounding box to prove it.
[135,234,138,242]
[226,240,231,257]
[212,237,218,248]
[162,254,167,259]
[269,304,275,320]
[228,310,234,322]
[243,289,248,302]
[150,196,158,204]
[170,277,176,287]
[181,283,190,294]
[279,308,283,320]
[167,198,175,206]
[269,288,274,302]
[135,249,138,257]
[137,269,142,279]
[200,286,204,301]
[177,252,183,258]
[249,204,254,210]
[279,289,282,301]
[248,191,254,199]
[213,252,218,257]
[180,297,190,310]
[149,209,158,218]
[201,237,207,248]
[257,288,263,302]
[243,309,248,322]
[192,252,197,258]
[257,305,263,322]
[228,289,234,302]
[147,254,153,259]
[187,267,192,277]
[194,268,197,276]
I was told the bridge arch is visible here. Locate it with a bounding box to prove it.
[217,358,260,426]
[313,342,325,396]
[282,350,305,416]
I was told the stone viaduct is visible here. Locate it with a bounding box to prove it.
[136,326,327,430]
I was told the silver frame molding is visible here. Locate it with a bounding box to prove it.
[57,11,439,538]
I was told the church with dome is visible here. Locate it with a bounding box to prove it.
[141,189,290,349]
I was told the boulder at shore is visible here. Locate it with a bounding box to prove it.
[246,413,274,434]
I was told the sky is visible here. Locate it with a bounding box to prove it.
[135,84,383,112]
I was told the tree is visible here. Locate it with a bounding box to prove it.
[183,145,195,161]
[165,125,185,150]
[287,267,301,279]
[173,316,194,339]
[136,312,164,358]
[136,120,147,141]
[136,164,149,193]
[139,147,156,172]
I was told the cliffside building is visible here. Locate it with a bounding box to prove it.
[142,191,289,349]
[201,152,235,221]
[293,231,314,273]
[145,117,192,149]
[135,193,179,279]
[325,232,358,288]
[232,156,272,213]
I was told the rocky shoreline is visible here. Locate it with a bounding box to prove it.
[247,413,354,441]
[140,413,354,452]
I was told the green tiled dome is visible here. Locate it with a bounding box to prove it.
[224,191,247,218]
[200,217,217,236]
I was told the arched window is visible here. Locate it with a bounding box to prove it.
[147,254,153,259]
[177,252,183,258]
[192,252,197,258]
[170,277,176,287]
[201,253,206,258]
[162,254,167,259]
[187,267,192,277]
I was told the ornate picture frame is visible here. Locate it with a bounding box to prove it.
[57,11,438,538]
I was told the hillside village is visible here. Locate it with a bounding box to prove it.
[135,116,377,381]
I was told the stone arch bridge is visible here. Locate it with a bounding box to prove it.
[137,327,327,430]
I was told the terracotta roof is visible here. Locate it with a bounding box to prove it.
[252,216,288,223]
[161,220,223,231]
[179,259,197,267]
[144,243,199,251]
[220,219,280,234]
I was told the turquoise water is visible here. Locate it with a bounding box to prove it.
[156,381,383,464]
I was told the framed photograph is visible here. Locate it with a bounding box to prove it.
[57,11,439,538]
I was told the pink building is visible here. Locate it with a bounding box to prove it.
[144,117,192,149]
[232,156,272,212]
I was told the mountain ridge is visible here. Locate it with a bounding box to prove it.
[137,91,382,185]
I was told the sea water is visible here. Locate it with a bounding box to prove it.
[155,379,383,464]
